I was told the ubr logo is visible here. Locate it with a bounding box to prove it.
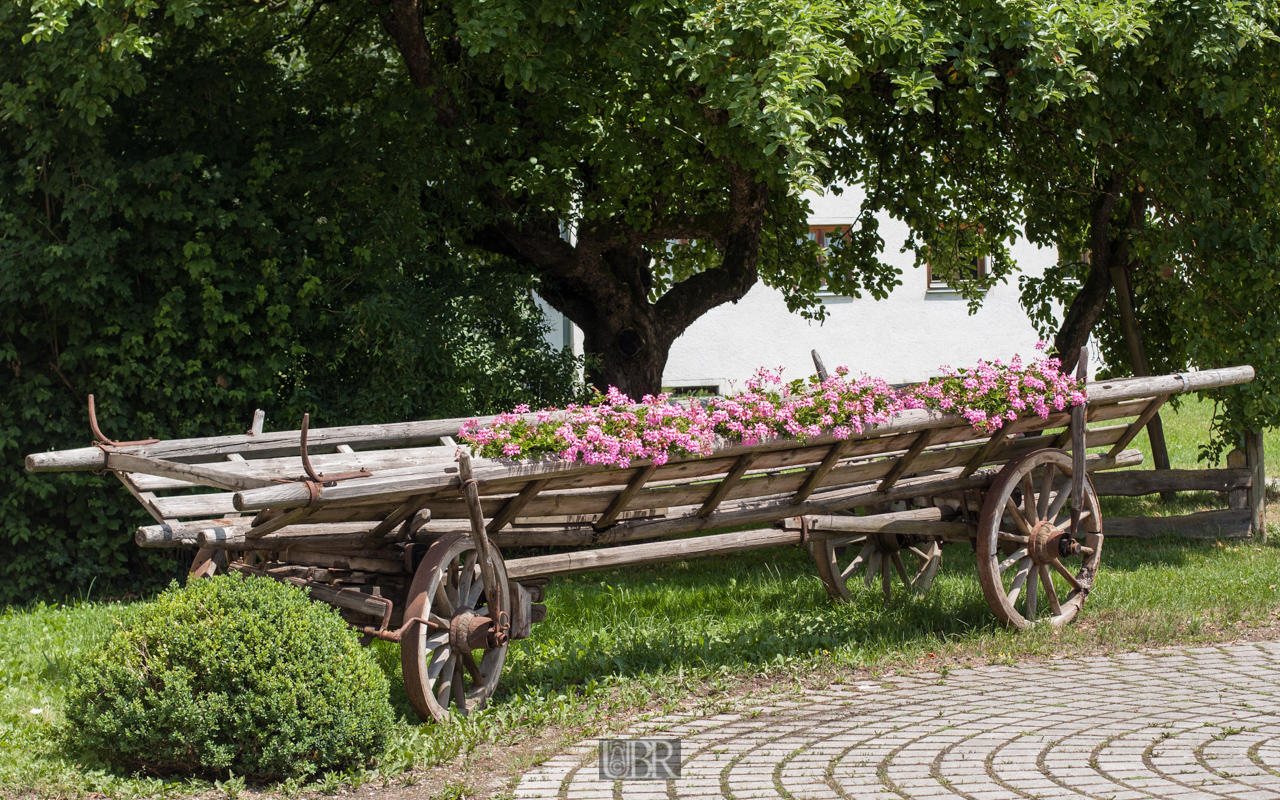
[598,739,681,780]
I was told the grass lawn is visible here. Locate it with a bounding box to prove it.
[3,396,1278,798]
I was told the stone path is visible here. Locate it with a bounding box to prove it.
[513,642,1280,800]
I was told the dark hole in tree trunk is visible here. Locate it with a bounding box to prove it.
[616,328,645,358]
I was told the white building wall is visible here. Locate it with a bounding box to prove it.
[662,188,1057,392]
[539,186,1067,392]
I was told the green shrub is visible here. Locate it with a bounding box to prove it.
[64,575,394,780]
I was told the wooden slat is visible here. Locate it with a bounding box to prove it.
[791,441,849,505]
[1103,509,1251,539]
[698,453,759,517]
[959,423,1013,478]
[487,478,551,534]
[114,472,165,523]
[1107,394,1169,456]
[877,429,936,491]
[106,452,277,492]
[1090,468,1250,496]
[594,465,657,530]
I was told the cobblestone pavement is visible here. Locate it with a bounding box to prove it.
[513,642,1280,800]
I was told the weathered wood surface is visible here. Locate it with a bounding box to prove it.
[231,421,1136,515]
[1228,449,1249,510]
[26,366,1254,478]
[1090,468,1250,497]
[781,508,973,539]
[1248,429,1267,540]
[485,449,1142,548]
[505,527,803,580]
[1103,509,1251,539]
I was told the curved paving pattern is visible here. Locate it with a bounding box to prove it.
[513,642,1280,800]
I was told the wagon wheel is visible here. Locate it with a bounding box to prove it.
[401,531,509,723]
[976,448,1102,630]
[813,533,942,603]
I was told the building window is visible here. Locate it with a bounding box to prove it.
[806,225,845,257]
[926,255,987,291]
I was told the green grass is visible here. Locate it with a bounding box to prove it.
[2,396,1277,798]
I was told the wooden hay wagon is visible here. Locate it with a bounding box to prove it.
[25,358,1255,723]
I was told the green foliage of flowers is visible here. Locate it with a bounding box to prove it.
[63,576,393,780]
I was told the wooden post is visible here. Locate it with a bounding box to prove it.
[811,350,829,382]
[1109,264,1174,499]
[1247,430,1267,541]
[1227,448,1248,510]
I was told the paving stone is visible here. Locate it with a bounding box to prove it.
[510,642,1280,800]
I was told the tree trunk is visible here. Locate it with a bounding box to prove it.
[1054,174,1128,372]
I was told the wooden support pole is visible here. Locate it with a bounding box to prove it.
[457,451,504,627]
[371,493,433,537]
[877,429,935,492]
[1247,430,1267,541]
[698,453,759,517]
[487,478,551,534]
[595,465,657,530]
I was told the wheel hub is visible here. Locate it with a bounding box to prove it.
[1030,522,1080,565]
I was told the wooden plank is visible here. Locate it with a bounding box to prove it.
[487,478,551,534]
[1248,429,1267,541]
[1106,394,1170,457]
[877,429,936,491]
[698,453,759,517]
[250,409,266,436]
[1103,509,1251,539]
[1090,468,1251,497]
[278,548,407,574]
[595,465,658,530]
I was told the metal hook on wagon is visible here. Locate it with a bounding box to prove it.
[297,412,371,487]
[87,394,158,449]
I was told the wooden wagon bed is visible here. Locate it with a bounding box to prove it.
[25,363,1256,722]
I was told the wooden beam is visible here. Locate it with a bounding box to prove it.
[245,506,315,538]
[791,441,849,505]
[698,453,759,517]
[594,465,657,530]
[506,527,802,580]
[487,478,551,534]
[959,423,1013,478]
[877,429,936,491]
[105,452,277,492]
[1107,394,1170,457]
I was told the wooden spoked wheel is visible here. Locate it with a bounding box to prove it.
[813,533,942,602]
[401,531,509,723]
[976,449,1103,630]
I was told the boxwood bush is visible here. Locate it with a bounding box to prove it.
[64,575,394,780]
